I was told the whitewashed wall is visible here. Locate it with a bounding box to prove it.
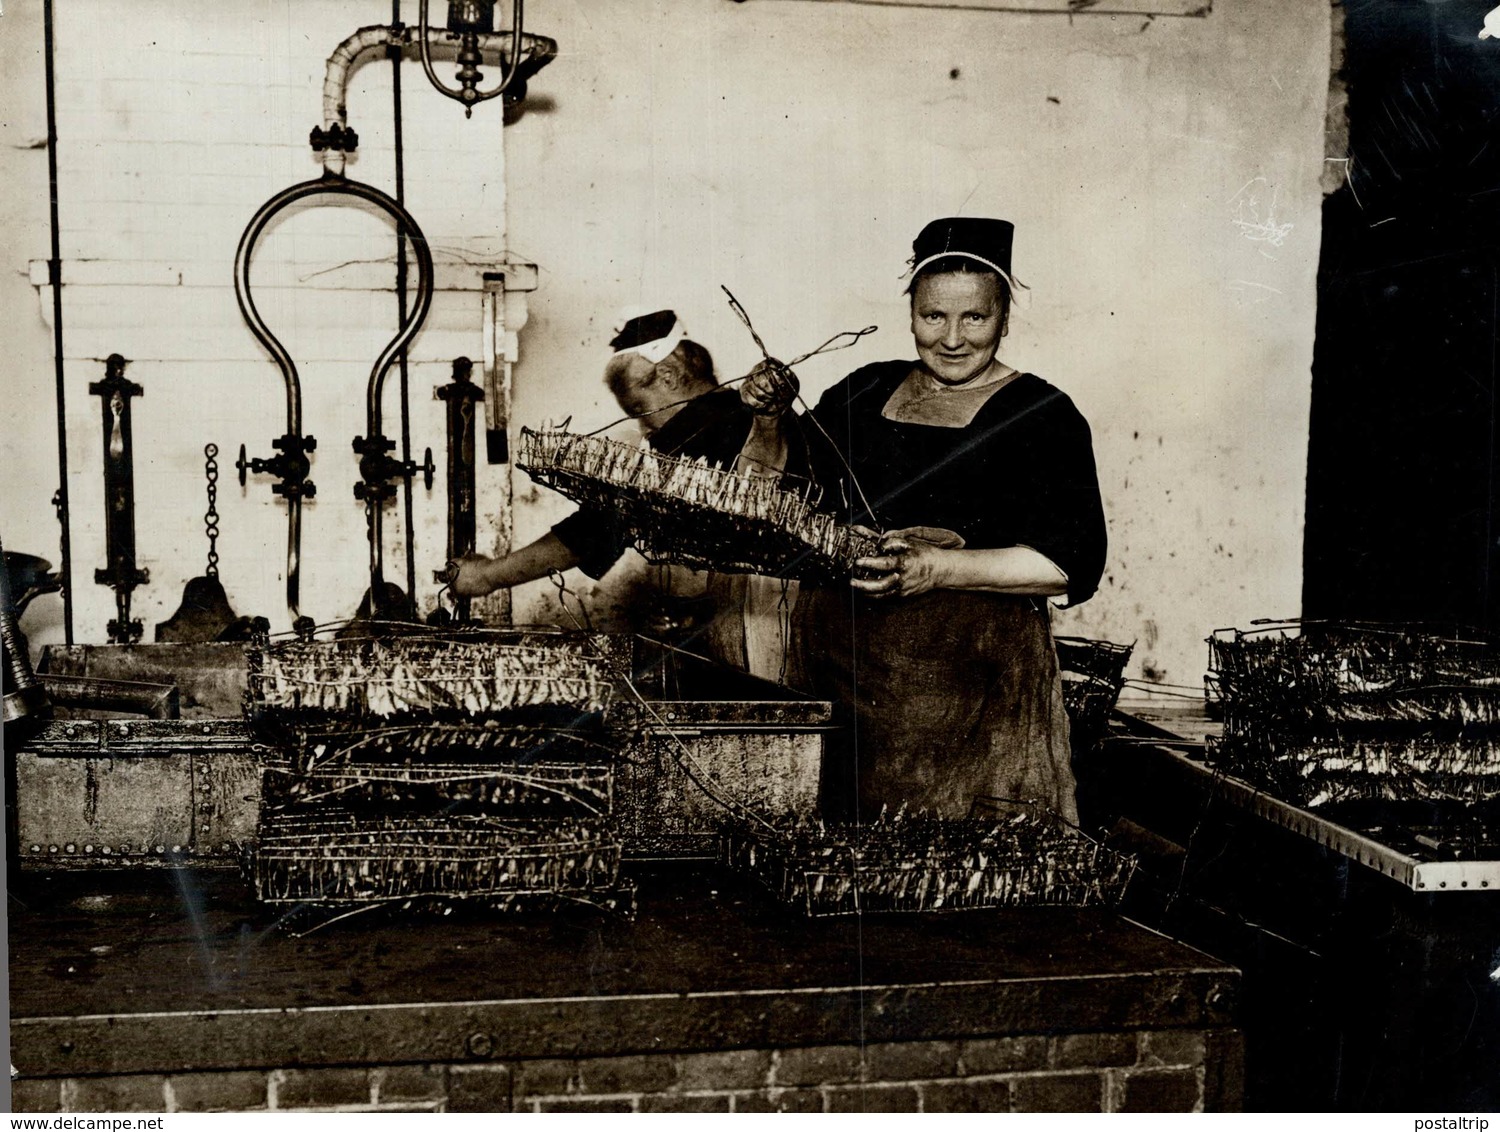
[0,0,1331,685]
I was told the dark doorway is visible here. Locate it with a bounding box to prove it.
[1304,0,1500,632]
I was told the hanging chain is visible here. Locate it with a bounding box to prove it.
[203,443,221,577]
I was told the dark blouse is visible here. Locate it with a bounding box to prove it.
[550,386,755,579]
[799,361,1107,605]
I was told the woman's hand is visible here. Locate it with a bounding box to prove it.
[851,531,955,599]
[739,358,800,417]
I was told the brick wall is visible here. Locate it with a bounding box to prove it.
[12,1029,1242,1114]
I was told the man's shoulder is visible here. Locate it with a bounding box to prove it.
[675,385,749,429]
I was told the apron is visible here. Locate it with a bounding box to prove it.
[795,586,1078,824]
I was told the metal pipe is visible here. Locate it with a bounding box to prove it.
[316,21,556,172]
[391,10,419,611]
[43,0,73,645]
[235,174,433,624]
[287,491,303,618]
[234,196,305,439]
[362,197,434,434]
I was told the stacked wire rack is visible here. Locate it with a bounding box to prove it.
[245,629,636,916]
[1207,621,1500,808]
[721,808,1136,918]
[516,426,881,583]
[1056,636,1134,758]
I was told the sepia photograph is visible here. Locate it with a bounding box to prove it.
[0,0,1496,1117]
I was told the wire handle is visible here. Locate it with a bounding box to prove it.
[719,286,882,532]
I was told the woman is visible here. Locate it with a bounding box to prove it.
[743,217,1106,823]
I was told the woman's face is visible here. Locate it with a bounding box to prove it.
[910,271,1006,386]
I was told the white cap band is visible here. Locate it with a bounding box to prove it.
[909,251,1018,294]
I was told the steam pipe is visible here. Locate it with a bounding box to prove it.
[366,219,435,432]
[357,189,435,612]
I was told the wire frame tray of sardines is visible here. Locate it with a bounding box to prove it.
[245,626,635,921]
[1206,620,1500,808]
[516,426,882,584]
[720,805,1137,918]
[254,810,635,915]
[261,751,617,819]
[245,626,619,761]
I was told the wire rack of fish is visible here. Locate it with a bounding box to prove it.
[720,809,1137,918]
[1206,620,1500,807]
[245,627,634,919]
[254,810,633,913]
[516,427,882,583]
[261,753,615,818]
[1056,636,1134,757]
[247,630,613,745]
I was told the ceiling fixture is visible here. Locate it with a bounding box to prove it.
[419,0,528,116]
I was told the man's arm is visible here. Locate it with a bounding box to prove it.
[448,532,582,597]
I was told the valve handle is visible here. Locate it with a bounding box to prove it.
[236,443,250,487]
[421,447,436,490]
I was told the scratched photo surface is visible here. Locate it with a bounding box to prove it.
[1,0,1498,1116]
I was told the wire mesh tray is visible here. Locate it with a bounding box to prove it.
[254,810,623,906]
[1207,621,1500,807]
[264,756,615,817]
[720,810,1137,918]
[1208,732,1500,809]
[1209,622,1500,724]
[517,427,881,583]
[246,633,614,729]
[1056,636,1134,685]
[256,718,617,766]
[1056,636,1134,756]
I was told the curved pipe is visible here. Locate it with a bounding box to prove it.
[364,199,434,433]
[234,185,306,437]
[233,172,435,622]
[319,21,556,174]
